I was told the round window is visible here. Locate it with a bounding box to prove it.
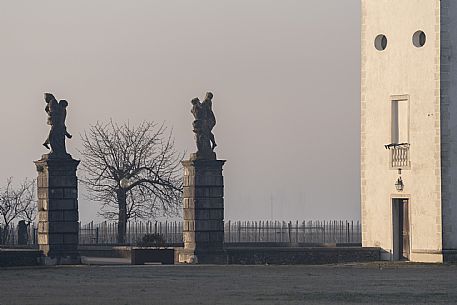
[412,31,426,48]
[374,34,388,51]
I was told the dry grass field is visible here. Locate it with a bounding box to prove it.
[0,262,456,305]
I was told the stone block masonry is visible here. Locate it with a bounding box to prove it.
[225,247,381,265]
[0,249,42,267]
[179,159,226,264]
[34,156,81,265]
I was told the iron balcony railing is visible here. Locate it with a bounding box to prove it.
[385,143,411,169]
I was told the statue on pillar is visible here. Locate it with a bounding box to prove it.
[42,93,72,158]
[35,93,80,264]
[191,92,217,160]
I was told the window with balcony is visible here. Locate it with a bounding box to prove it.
[387,96,411,169]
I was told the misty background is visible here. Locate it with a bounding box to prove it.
[0,0,360,223]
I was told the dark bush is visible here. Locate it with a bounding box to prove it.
[137,233,165,247]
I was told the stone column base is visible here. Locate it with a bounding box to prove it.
[182,159,226,264]
[177,248,227,264]
[41,255,81,266]
[35,155,81,265]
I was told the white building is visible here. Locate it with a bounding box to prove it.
[361,0,457,262]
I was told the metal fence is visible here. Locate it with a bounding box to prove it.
[226,220,361,244]
[79,221,183,245]
[0,224,37,246]
[1,220,361,246]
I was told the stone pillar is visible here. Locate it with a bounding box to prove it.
[179,159,226,264]
[34,156,80,265]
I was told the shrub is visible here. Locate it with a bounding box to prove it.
[137,233,165,247]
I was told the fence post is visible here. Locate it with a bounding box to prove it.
[347,221,350,243]
[297,221,300,243]
[322,220,324,243]
[227,220,231,243]
[313,220,316,243]
[340,220,342,243]
[279,221,284,243]
[310,220,313,243]
[257,221,260,242]
[358,220,361,243]
[273,221,276,243]
[261,221,264,242]
[351,221,354,243]
[288,221,292,244]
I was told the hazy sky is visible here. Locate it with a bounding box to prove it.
[0,0,360,223]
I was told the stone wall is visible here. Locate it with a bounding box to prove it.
[226,247,381,265]
[0,249,42,267]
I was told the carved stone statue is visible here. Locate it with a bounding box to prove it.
[42,93,72,158]
[202,92,217,150]
[191,92,217,160]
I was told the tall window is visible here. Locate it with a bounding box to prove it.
[391,97,409,144]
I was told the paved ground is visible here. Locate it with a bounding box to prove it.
[0,262,456,305]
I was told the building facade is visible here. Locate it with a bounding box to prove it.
[361,0,457,262]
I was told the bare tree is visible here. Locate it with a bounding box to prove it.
[0,178,36,244]
[80,120,183,244]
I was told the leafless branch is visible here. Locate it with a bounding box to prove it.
[0,178,37,243]
[79,120,183,242]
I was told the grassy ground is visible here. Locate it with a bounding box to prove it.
[0,262,456,305]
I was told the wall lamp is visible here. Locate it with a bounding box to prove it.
[395,177,404,192]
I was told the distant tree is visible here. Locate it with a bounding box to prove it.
[80,120,183,244]
[0,178,36,244]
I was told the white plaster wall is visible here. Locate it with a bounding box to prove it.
[361,0,442,262]
[441,0,457,250]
